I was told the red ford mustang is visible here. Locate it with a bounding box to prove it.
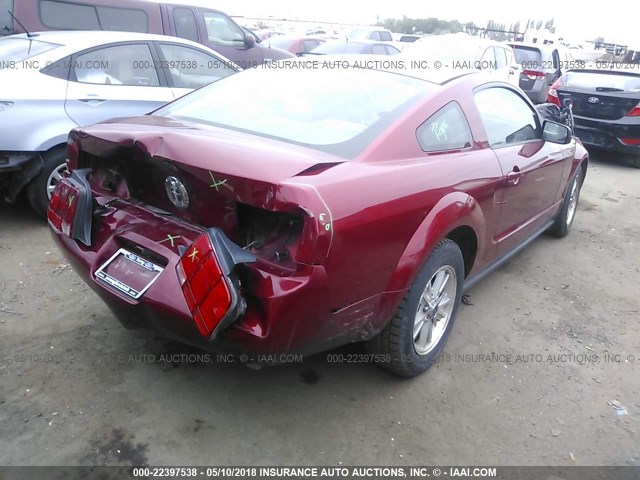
[48,66,588,376]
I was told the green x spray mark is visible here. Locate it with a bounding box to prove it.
[158,234,181,248]
[209,172,228,191]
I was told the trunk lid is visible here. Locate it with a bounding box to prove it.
[75,115,345,239]
[558,70,640,120]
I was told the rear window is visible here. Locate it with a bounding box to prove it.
[564,70,640,92]
[0,36,60,61]
[0,0,12,35]
[512,46,542,68]
[40,0,148,32]
[154,68,434,158]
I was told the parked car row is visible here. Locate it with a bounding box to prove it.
[0,31,238,214]
[2,0,295,68]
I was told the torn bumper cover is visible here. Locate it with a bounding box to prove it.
[48,184,335,355]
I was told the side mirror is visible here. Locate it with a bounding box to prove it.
[244,32,256,49]
[542,120,571,144]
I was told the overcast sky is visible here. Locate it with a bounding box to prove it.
[215,0,637,46]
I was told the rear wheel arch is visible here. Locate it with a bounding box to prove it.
[445,225,478,278]
[385,192,486,294]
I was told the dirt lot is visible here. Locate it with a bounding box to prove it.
[1,152,639,467]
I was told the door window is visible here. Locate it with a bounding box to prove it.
[157,43,234,89]
[174,8,198,42]
[74,44,159,87]
[494,47,508,68]
[203,12,245,46]
[474,87,540,147]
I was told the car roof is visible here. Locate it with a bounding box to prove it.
[509,41,561,51]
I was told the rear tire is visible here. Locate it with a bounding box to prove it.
[366,239,464,377]
[26,149,67,218]
[548,167,583,238]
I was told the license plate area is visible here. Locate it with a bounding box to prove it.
[95,249,163,300]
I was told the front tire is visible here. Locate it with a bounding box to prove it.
[548,167,583,238]
[26,149,68,217]
[366,239,464,377]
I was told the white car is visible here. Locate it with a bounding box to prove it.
[0,31,238,216]
[401,33,521,87]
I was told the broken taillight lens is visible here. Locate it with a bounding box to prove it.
[48,180,81,237]
[177,232,234,338]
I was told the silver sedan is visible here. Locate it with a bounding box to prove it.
[0,30,239,215]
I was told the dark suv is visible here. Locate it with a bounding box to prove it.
[1,0,293,68]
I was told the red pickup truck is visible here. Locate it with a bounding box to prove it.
[0,0,293,68]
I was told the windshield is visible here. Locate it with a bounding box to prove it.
[564,70,640,92]
[347,29,371,40]
[154,67,433,158]
[0,37,60,61]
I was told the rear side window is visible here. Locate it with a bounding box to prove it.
[74,43,159,86]
[474,87,540,147]
[41,0,99,29]
[369,31,381,41]
[0,0,12,34]
[39,0,148,32]
[417,102,472,152]
[379,31,392,42]
[174,8,198,42]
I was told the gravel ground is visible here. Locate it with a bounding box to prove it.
[0,152,639,467]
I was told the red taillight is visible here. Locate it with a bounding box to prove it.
[177,232,233,338]
[618,137,640,146]
[547,77,563,107]
[625,102,640,117]
[47,180,81,236]
[523,69,545,79]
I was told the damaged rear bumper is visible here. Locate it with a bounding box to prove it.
[49,193,347,356]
